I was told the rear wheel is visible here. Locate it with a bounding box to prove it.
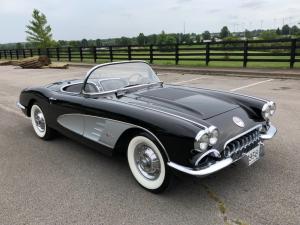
[127,134,171,193]
[31,104,54,140]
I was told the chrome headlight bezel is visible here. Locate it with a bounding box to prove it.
[262,101,276,120]
[194,126,219,152]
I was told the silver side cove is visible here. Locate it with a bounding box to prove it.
[57,114,170,160]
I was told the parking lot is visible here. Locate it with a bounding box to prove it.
[0,65,299,225]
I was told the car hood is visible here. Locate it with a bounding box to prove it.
[121,85,240,121]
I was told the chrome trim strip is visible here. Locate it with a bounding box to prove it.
[168,158,233,177]
[126,103,208,129]
[16,102,25,110]
[223,124,262,149]
[260,124,277,140]
[194,149,221,166]
[57,113,170,161]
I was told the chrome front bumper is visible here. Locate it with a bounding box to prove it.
[168,124,276,177]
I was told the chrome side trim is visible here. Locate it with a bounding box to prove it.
[16,102,25,110]
[260,124,277,140]
[223,124,262,149]
[126,103,208,129]
[168,158,233,177]
[194,149,221,166]
[57,113,170,161]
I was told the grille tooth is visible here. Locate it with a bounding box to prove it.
[224,128,261,159]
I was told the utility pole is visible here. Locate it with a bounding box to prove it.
[183,21,186,34]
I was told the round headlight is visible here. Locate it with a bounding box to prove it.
[208,126,219,145]
[269,101,276,116]
[199,133,209,151]
[262,101,276,120]
[209,128,219,145]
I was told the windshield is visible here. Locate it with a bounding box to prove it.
[84,62,160,93]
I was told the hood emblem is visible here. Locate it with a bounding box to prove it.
[233,117,245,128]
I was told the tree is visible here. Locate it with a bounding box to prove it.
[290,25,299,35]
[26,9,55,48]
[281,25,290,35]
[137,33,146,45]
[81,39,88,47]
[16,43,23,49]
[202,31,211,40]
[260,30,278,40]
[244,29,252,39]
[220,26,230,39]
[96,39,102,47]
[276,28,281,35]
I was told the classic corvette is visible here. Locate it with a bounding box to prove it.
[17,61,277,193]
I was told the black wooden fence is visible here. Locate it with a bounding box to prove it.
[0,38,299,68]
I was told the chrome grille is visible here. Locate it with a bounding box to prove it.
[223,129,261,160]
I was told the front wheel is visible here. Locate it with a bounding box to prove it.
[127,134,171,193]
[31,104,54,140]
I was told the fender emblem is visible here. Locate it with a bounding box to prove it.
[233,117,245,128]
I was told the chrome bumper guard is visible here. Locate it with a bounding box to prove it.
[16,102,26,110]
[168,124,276,177]
[260,124,277,140]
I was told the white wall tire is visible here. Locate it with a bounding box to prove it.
[30,104,54,140]
[127,135,170,193]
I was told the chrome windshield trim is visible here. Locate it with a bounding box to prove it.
[16,102,25,110]
[260,124,277,140]
[60,81,101,94]
[223,124,262,149]
[168,158,233,177]
[81,60,159,95]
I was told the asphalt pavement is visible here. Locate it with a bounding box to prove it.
[0,65,299,225]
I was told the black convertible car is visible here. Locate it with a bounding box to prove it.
[17,61,277,193]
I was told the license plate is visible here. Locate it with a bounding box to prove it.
[246,145,260,166]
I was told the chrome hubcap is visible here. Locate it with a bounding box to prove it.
[134,144,161,180]
[33,108,45,132]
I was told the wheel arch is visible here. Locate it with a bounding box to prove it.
[114,127,170,161]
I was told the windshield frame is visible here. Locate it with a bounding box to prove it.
[81,60,161,97]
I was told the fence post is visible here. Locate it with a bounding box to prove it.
[37,48,41,56]
[149,45,153,64]
[205,42,210,66]
[9,50,12,59]
[79,47,83,62]
[4,50,7,59]
[0,50,1,60]
[16,49,19,59]
[243,40,248,68]
[46,48,50,58]
[290,39,296,69]
[93,46,97,63]
[22,49,25,58]
[56,47,60,61]
[175,43,179,65]
[29,49,33,57]
[109,46,113,62]
[68,47,71,61]
[128,45,132,60]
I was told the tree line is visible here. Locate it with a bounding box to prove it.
[1,9,300,50]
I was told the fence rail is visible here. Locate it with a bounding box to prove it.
[0,38,300,68]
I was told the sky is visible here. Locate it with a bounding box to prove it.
[0,0,300,43]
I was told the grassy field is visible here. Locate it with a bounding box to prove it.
[2,47,300,69]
